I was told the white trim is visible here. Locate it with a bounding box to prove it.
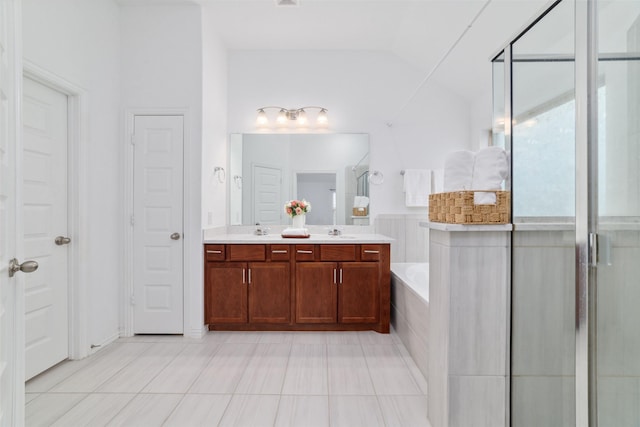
[123,108,191,337]
[22,61,91,361]
[188,325,208,339]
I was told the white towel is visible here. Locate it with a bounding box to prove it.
[443,151,475,192]
[471,146,509,204]
[432,168,444,194]
[403,169,431,207]
[353,196,369,208]
[281,227,309,237]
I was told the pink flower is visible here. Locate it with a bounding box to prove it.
[286,207,293,215]
[295,207,302,215]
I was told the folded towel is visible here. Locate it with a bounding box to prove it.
[403,169,431,207]
[443,151,475,192]
[281,227,309,237]
[353,196,369,208]
[471,146,509,204]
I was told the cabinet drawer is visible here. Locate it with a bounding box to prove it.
[228,244,266,261]
[205,244,225,261]
[360,245,382,261]
[269,244,291,261]
[295,245,316,261]
[321,245,356,261]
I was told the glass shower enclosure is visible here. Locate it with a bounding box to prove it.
[494,0,640,425]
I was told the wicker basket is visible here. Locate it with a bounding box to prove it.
[428,190,510,224]
[352,207,368,216]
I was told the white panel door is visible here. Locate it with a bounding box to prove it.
[252,164,282,225]
[0,0,25,424]
[133,115,184,334]
[22,77,69,380]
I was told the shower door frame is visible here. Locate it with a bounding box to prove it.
[494,0,599,425]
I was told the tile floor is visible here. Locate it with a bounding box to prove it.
[25,329,431,427]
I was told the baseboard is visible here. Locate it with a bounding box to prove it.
[184,324,208,339]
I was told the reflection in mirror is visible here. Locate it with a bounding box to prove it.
[228,133,369,226]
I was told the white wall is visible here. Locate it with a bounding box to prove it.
[202,5,228,229]
[227,50,472,219]
[22,0,121,348]
[120,4,206,337]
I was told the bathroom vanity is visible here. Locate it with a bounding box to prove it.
[203,234,392,333]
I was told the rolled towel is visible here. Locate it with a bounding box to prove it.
[443,150,475,192]
[471,146,509,204]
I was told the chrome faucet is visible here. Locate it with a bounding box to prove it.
[328,227,342,236]
[254,223,269,236]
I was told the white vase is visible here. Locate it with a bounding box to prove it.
[292,214,306,229]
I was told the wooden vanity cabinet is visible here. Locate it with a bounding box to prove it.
[204,242,390,333]
[204,244,291,326]
[206,262,247,324]
[295,244,384,327]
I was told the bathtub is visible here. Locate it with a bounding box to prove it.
[391,263,429,381]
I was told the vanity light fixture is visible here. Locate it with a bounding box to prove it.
[256,106,329,128]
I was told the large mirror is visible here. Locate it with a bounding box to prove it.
[229,133,370,226]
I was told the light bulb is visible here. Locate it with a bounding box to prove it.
[256,109,268,126]
[297,109,307,126]
[317,108,328,125]
[277,109,288,125]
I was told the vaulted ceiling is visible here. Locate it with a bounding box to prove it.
[118,0,552,101]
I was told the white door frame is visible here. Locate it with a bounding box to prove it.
[22,60,90,361]
[123,108,190,337]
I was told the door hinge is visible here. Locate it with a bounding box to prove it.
[130,134,135,145]
[130,215,135,226]
[589,232,598,267]
[130,294,136,305]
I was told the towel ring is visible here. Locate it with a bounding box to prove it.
[369,170,384,185]
[214,166,226,183]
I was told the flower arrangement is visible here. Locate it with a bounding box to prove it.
[284,199,311,217]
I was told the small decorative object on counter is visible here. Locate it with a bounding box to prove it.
[282,199,311,237]
[284,199,311,228]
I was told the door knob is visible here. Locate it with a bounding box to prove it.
[8,258,39,278]
[170,232,181,240]
[55,236,71,246]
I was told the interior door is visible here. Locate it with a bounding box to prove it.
[133,115,184,334]
[22,77,69,380]
[252,164,282,225]
[0,0,26,423]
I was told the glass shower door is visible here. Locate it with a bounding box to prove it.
[507,1,577,425]
[596,2,640,425]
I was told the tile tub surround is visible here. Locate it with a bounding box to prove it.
[375,214,429,263]
[428,224,511,427]
[391,263,429,383]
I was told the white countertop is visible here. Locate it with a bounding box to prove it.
[203,233,393,244]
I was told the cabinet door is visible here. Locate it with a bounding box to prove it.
[338,262,380,323]
[205,262,247,324]
[295,262,337,323]
[248,262,291,324]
